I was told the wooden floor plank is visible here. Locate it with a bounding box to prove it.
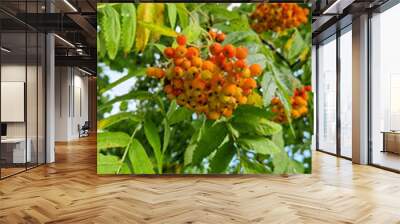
[0,136,400,223]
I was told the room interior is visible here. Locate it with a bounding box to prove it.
[0,0,399,222]
[0,0,96,179]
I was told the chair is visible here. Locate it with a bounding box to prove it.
[78,121,90,138]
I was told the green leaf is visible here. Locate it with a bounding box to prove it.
[203,4,240,21]
[238,135,281,155]
[283,29,307,64]
[261,71,277,107]
[135,3,155,52]
[151,43,166,54]
[167,3,177,28]
[98,91,154,111]
[184,126,201,166]
[210,141,235,173]
[272,151,290,174]
[246,53,267,70]
[97,132,131,150]
[138,21,177,38]
[192,122,228,165]
[97,154,121,174]
[222,31,258,45]
[99,67,146,94]
[101,6,121,59]
[119,3,136,54]
[167,106,193,125]
[129,138,155,174]
[271,130,285,149]
[144,118,162,173]
[182,23,202,43]
[176,3,189,29]
[98,112,141,130]
[241,156,271,174]
[162,120,171,153]
[232,106,282,136]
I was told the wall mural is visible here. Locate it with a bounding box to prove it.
[97,3,313,174]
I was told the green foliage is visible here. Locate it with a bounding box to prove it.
[97,3,313,174]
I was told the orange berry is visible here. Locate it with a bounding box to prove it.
[164,85,173,94]
[271,97,281,105]
[241,68,251,78]
[235,60,247,69]
[242,88,252,96]
[209,43,223,56]
[223,84,237,96]
[192,78,206,90]
[207,111,221,120]
[249,64,262,76]
[235,46,248,59]
[209,30,217,40]
[154,68,165,79]
[164,47,175,59]
[242,78,257,89]
[222,44,236,58]
[174,57,184,66]
[201,70,213,80]
[191,56,203,68]
[238,95,248,104]
[186,47,199,59]
[172,79,184,89]
[181,59,191,70]
[202,60,215,71]
[304,85,312,92]
[216,33,225,42]
[174,66,184,77]
[175,46,187,58]
[223,61,234,73]
[176,35,187,46]
[222,108,233,117]
[146,67,156,77]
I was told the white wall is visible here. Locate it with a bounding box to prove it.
[55,67,89,141]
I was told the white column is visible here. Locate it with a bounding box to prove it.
[352,14,369,164]
[46,32,55,163]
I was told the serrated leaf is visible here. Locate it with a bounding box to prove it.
[150,4,165,41]
[176,3,189,29]
[246,54,266,70]
[167,106,193,125]
[238,135,281,155]
[99,67,146,94]
[241,155,271,174]
[119,3,136,54]
[97,154,121,174]
[98,112,141,130]
[135,3,155,52]
[139,21,177,38]
[101,6,121,59]
[261,71,277,107]
[232,106,282,136]
[222,31,258,45]
[210,141,235,173]
[144,118,162,173]
[98,91,154,111]
[162,120,171,153]
[182,23,202,43]
[97,132,131,150]
[192,122,228,165]
[129,138,155,174]
[167,3,177,28]
[184,126,201,166]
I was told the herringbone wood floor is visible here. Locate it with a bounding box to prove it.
[1,136,400,224]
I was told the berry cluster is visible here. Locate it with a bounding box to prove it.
[271,85,311,123]
[250,3,309,33]
[146,33,263,120]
